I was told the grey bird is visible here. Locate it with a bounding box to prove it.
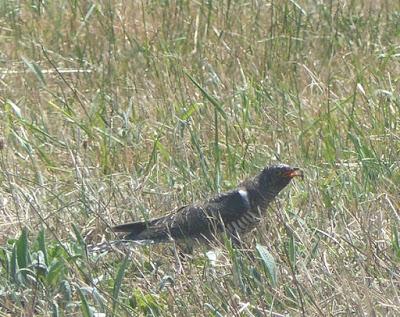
[112,164,303,243]
[113,164,303,245]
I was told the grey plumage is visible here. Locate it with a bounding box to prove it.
[113,164,302,244]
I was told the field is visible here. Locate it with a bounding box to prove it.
[0,1,399,316]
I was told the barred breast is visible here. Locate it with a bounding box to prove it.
[225,189,261,236]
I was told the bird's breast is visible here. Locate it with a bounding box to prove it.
[226,210,261,235]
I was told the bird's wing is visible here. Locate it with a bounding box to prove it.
[166,189,252,238]
[113,190,251,241]
[112,205,188,241]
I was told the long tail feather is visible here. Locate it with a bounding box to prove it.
[112,217,172,241]
[113,221,147,234]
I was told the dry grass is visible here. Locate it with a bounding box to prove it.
[0,1,399,316]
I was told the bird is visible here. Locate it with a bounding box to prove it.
[112,164,303,246]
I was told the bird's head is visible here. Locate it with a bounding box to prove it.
[258,164,303,194]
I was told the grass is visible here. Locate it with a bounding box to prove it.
[0,0,399,315]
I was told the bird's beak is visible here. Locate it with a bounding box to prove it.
[285,168,304,180]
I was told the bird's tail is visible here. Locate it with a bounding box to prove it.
[113,221,148,235]
[112,216,172,242]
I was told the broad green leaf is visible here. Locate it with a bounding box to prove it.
[78,287,92,317]
[60,280,72,303]
[16,228,30,271]
[256,244,278,287]
[51,301,59,317]
[37,227,48,266]
[47,259,65,286]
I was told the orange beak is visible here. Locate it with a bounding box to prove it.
[285,168,304,179]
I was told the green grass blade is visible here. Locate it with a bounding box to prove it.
[179,103,200,121]
[6,99,22,118]
[0,248,11,280]
[21,56,46,86]
[71,224,85,249]
[392,225,400,260]
[185,71,227,120]
[112,253,130,316]
[10,244,18,284]
[287,234,296,267]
